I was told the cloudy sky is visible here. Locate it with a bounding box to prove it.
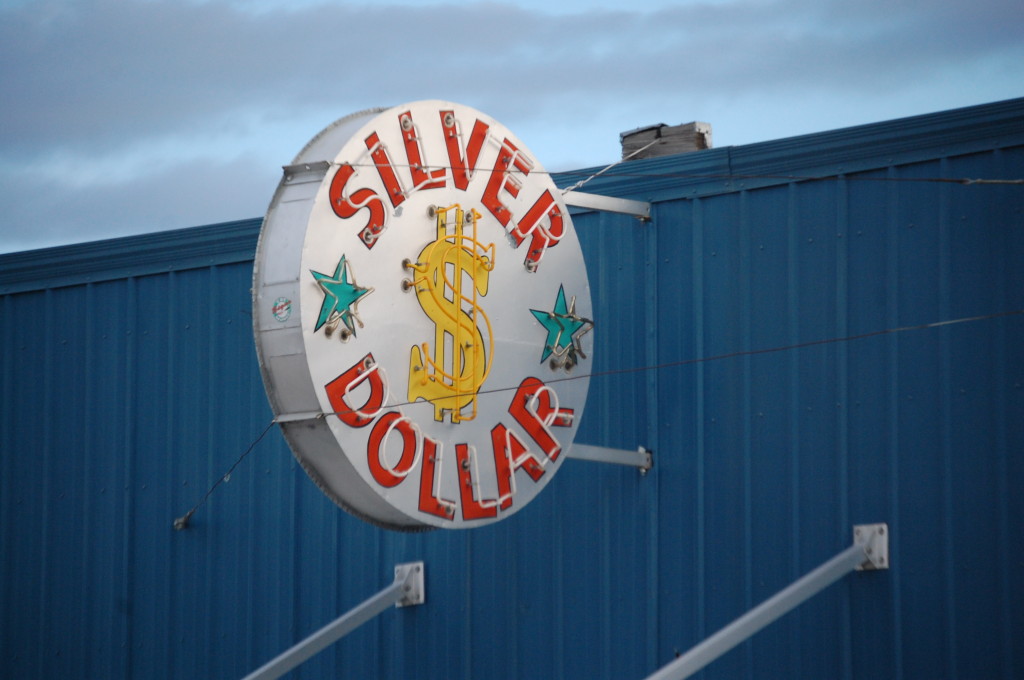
[1,0,1021,254]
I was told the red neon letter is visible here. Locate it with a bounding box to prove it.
[324,354,385,427]
[509,377,573,461]
[441,111,489,191]
[455,443,498,521]
[491,423,543,511]
[482,138,532,227]
[398,110,445,192]
[512,189,565,270]
[418,437,456,520]
[365,131,405,208]
[366,412,419,488]
[328,164,387,250]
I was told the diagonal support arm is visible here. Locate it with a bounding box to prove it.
[242,562,425,680]
[566,444,653,473]
[645,524,888,680]
[563,190,652,221]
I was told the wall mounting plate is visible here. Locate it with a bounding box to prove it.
[395,561,425,607]
[853,523,889,570]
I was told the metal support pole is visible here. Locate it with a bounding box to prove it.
[566,444,652,473]
[242,562,425,680]
[563,190,652,221]
[645,524,887,680]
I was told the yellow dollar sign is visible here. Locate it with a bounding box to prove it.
[407,206,495,422]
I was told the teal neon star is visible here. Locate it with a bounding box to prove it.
[311,256,373,337]
[530,285,593,366]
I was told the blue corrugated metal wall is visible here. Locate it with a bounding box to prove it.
[2,99,1022,679]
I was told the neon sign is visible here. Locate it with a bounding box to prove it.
[253,101,593,530]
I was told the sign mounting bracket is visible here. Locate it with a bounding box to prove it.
[242,562,425,680]
[645,524,889,680]
[566,444,653,473]
[563,190,652,221]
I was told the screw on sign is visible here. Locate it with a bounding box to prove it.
[253,101,594,531]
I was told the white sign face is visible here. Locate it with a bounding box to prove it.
[254,101,593,530]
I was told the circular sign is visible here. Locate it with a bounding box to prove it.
[253,101,593,531]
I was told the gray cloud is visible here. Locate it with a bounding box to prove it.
[3,0,1020,156]
[1,0,1021,253]
[0,152,278,252]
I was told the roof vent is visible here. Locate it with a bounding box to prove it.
[620,122,712,160]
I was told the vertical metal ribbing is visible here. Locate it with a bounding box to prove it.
[938,156,957,677]
[81,283,96,674]
[786,182,802,674]
[122,277,138,678]
[835,175,853,679]
[739,190,754,673]
[991,148,1016,679]
[37,289,54,675]
[644,205,660,673]
[691,197,707,643]
[885,166,905,679]
[0,295,12,671]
